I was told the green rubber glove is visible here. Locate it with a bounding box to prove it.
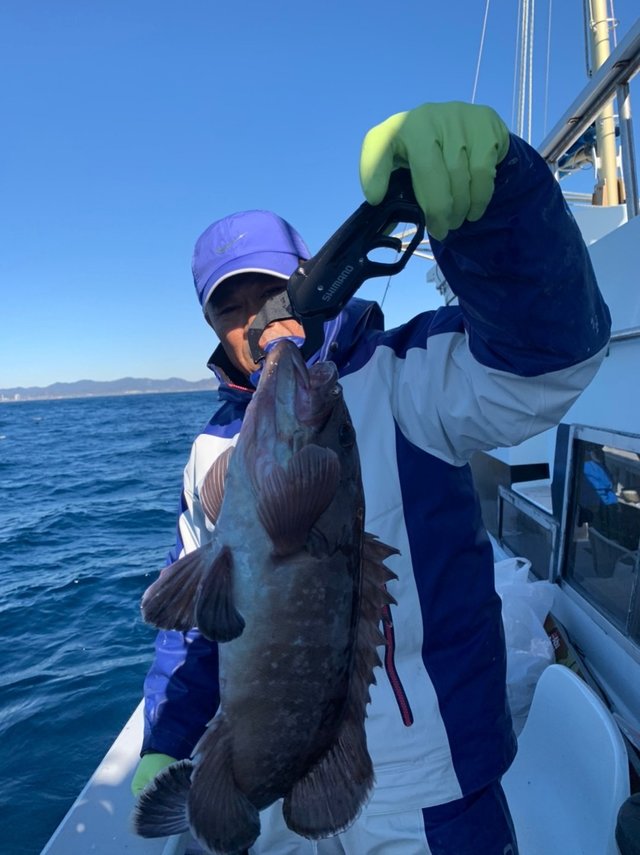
[131,752,177,797]
[359,101,510,241]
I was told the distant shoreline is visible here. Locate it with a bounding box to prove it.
[0,378,218,403]
[0,388,218,404]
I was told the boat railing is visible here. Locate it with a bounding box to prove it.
[610,325,640,343]
[538,17,640,220]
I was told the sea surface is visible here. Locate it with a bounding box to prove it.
[0,391,219,855]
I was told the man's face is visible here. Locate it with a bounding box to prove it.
[206,273,305,379]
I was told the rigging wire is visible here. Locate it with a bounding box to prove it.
[512,0,524,130]
[527,0,536,145]
[527,0,535,143]
[543,0,553,135]
[471,0,491,103]
[609,0,618,47]
[584,0,593,77]
[516,0,530,137]
[519,0,528,136]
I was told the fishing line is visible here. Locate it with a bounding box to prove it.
[380,272,394,310]
[380,242,402,310]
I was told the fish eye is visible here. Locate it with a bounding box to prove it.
[339,421,355,448]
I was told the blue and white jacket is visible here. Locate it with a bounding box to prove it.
[142,135,610,811]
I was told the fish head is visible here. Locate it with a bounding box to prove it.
[240,339,360,500]
[244,339,337,455]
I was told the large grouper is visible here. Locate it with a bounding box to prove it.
[133,339,398,854]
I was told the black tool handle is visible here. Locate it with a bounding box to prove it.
[288,169,425,320]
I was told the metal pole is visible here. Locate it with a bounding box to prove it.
[590,0,620,204]
[538,17,640,165]
[616,82,640,219]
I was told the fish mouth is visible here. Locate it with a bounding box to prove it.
[244,338,343,500]
[261,340,340,429]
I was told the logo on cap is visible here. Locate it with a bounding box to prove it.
[215,233,247,255]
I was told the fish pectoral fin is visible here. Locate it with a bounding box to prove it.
[189,715,261,854]
[200,445,234,524]
[132,759,192,838]
[283,712,373,838]
[141,546,213,630]
[258,445,341,556]
[195,545,246,642]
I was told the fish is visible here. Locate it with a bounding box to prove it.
[133,339,398,855]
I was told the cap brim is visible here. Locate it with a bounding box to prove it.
[201,250,300,310]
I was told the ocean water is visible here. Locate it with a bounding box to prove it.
[0,391,218,855]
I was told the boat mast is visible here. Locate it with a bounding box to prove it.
[588,0,621,205]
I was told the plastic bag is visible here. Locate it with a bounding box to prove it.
[494,557,556,734]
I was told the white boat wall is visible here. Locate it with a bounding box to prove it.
[42,11,640,855]
[474,15,640,745]
[472,12,640,855]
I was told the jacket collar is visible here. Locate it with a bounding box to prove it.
[207,298,384,398]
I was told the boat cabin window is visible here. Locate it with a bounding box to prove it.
[564,432,640,642]
[498,486,558,580]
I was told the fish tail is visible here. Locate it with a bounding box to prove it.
[189,715,261,854]
[132,759,192,838]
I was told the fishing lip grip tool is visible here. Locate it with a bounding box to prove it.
[247,168,425,363]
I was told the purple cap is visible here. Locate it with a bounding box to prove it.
[192,210,310,312]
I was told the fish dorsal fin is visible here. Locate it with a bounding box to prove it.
[141,546,212,631]
[354,533,399,698]
[283,532,399,837]
[200,446,234,524]
[195,545,246,643]
[258,445,341,556]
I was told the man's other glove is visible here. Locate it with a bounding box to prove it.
[131,752,177,797]
[359,101,510,241]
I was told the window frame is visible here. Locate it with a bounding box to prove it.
[557,424,640,654]
[497,485,560,581]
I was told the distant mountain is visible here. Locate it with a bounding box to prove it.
[0,376,218,402]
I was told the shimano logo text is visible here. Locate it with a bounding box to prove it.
[322,265,355,302]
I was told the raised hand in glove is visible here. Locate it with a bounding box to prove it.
[131,752,177,797]
[359,101,510,240]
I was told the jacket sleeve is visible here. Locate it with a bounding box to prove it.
[140,440,221,760]
[379,133,611,464]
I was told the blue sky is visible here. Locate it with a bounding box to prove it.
[2,1,638,387]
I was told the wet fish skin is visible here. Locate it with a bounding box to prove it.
[134,340,397,854]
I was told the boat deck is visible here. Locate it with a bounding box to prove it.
[41,702,204,855]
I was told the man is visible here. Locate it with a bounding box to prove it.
[133,102,611,853]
